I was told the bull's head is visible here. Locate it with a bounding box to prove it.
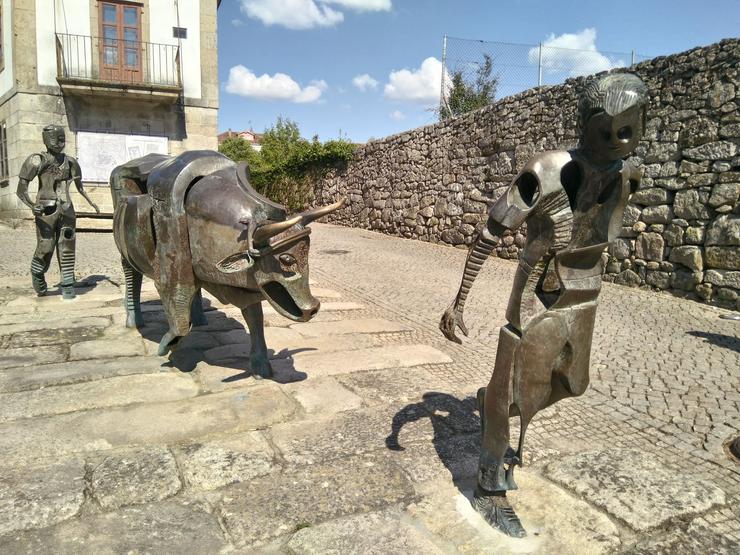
[217,199,344,322]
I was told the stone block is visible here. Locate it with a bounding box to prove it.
[706,214,740,246]
[0,346,67,370]
[635,232,664,261]
[708,182,740,208]
[645,270,671,289]
[545,449,725,532]
[672,269,703,291]
[631,187,669,206]
[90,447,181,510]
[614,269,642,287]
[669,245,704,271]
[704,269,740,289]
[705,246,740,270]
[662,223,684,246]
[674,189,712,219]
[683,140,738,160]
[640,204,673,224]
[684,226,705,245]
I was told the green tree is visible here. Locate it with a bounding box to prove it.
[439,54,498,120]
[218,117,355,211]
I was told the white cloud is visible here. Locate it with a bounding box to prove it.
[384,57,445,105]
[352,73,379,91]
[529,28,625,77]
[240,0,390,30]
[322,0,391,11]
[225,65,326,103]
[390,110,405,120]
[231,18,244,26]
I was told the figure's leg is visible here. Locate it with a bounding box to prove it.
[30,215,57,296]
[190,289,208,327]
[155,283,197,356]
[57,215,77,299]
[475,324,527,538]
[241,301,273,379]
[122,258,144,328]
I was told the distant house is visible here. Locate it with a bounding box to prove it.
[0,0,221,218]
[218,129,263,151]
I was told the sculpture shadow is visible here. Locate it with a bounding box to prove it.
[385,392,482,489]
[687,331,740,354]
[135,298,308,384]
[40,274,115,298]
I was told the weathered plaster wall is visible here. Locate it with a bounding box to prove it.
[315,39,740,307]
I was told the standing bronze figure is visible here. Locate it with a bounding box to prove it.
[16,125,99,299]
[110,150,343,377]
[440,73,648,537]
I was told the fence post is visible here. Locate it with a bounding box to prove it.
[631,49,636,66]
[440,34,448,115]
[538,43,543,87]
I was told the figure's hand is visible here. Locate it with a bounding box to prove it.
[439,303,469,344]
[31,205,43,217]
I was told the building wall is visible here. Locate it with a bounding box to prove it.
[315,39,740,306]
[0,0,219,218]
[0,0,14,97]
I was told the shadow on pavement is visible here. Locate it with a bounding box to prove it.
[687,331,740,354]
[134,298,308,384]
[385,392,481,488]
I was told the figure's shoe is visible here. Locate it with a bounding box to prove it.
[473,488,526,538]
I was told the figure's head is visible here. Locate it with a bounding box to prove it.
[42,125,66,154]
[578,73,648,162]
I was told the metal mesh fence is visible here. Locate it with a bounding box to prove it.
[441,35,651,113]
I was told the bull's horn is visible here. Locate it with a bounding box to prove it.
[252,214,302,246]
[299,198,346,226]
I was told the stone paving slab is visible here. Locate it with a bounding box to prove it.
[0,356,169,393]
[0,498,229,555]
[0,386,297,461]
[217,451,417,547]
[0,373,199,422]
[0,346,67,369]
[288,318,412,337]
[545,448,727,531]
[0,459,86,536]
[271,344,453,378]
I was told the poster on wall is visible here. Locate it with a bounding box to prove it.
[76,132,168,183]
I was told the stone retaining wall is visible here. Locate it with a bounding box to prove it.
[314,39,740,307]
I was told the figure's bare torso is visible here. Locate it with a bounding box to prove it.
[506,150,634,329]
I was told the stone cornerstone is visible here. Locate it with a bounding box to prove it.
[314,39,740,307]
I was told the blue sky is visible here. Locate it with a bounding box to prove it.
[217,0,739,143]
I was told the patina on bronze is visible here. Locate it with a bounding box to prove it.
[440,73,648,537]
[16,125,100,299]
[110,150,343,378]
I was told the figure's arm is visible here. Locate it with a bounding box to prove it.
[16,155,41,214]
[439,171,540,343]
[71,158,99,212]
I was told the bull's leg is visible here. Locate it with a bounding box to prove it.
[190,289,208,327]
[155,285,197,356]
[242,301,273,379]
[121,258,143,328]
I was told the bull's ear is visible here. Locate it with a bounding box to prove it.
[216,252,254,273]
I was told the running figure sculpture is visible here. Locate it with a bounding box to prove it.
[16,125,99,299]
[439,73,648,537]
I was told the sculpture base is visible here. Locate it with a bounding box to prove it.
[473,488,526,538]
[61,285,76,300]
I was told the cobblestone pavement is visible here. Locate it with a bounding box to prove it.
[0,223,738,554]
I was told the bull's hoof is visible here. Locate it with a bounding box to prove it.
[125,311,144,329]
[473,489,526,538]
[158,331,181,356]
[250,352,273,380]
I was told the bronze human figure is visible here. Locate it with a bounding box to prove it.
[110,150,343,378]
[440,73,648,537]
[16,125,100,299]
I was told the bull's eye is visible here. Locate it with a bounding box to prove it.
[279,254,296,267]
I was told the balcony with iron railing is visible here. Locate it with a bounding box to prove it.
[55,33,182,102]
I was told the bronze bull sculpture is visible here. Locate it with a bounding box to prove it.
[110,150,343,378]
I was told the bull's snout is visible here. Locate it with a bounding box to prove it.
[260,280,320,322]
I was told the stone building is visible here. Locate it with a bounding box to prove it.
[0,0,221,218]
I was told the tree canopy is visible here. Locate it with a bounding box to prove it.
[439,54,498,120]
